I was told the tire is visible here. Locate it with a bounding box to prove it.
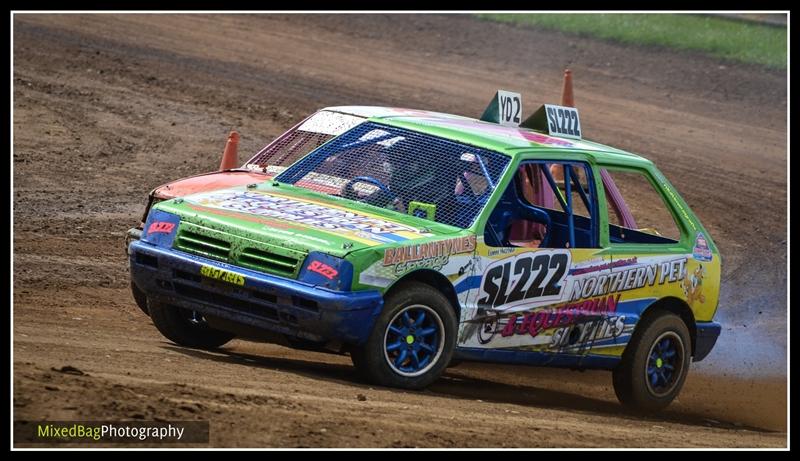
[148,300,235,349]
[350,281,457,390]
[131,280,150,315]
[130,281,150,316]
[286,336,328,352]
[612,309,691,412]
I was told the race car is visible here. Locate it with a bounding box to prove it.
[126,105,465,314]
[127,85,721,411]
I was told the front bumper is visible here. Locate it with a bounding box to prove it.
[694,321,722,362]
[129,240,384,345]
[125,227,143,255]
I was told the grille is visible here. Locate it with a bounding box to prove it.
[173,224,306,279]
[135,252,159,268]
[173,283,280,322]
[174,229,231,261]
[275,122,511,229]
[238,247,301,278]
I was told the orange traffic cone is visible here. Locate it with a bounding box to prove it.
[551,68,574,183]
[561,68,574,107]
[219,130,240,171]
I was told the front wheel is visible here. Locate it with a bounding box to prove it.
[612,310,691,412]
[148,300,235,349]
[130,281,150,316]
[350,282,457,390]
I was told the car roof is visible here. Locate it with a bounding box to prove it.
[322,105,652,167]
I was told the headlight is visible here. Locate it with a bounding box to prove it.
[297,252,354,291]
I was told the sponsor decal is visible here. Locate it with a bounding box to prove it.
[519,131,574,147]
[187,204,302,231]
[568,257,687,302]
[470,294,628,350]
[458,254,484,276]
[550,315,627,351]
[307,260,338,280]
[465,249,702,354]
[570,257,637,276]
[682,264,706,305]
[475,314,500,345]
[487,247,516,257]
[191,191,423,236]
[382,235,476,275]
[297,111,364,136]
[199,265,245,286]
[500,294,620,339]
[660,182,696,230]
[692,232,713,262]
[147,222,175,234]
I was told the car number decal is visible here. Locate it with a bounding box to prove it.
[477,250,571,310]
[545,104,581,139]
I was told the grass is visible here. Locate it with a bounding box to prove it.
[477,13,787,69]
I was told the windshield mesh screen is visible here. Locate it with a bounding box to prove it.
[247,130,333,176]
[276,122,510,228]
[246,111,366,176]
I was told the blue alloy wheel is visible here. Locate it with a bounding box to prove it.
[383,304,445,377]
[645,331,685,396]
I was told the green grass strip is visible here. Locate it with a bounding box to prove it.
[477,13,786,69]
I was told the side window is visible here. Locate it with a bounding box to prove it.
[602,168,682,244]
[543,164,592,219]
[484,161,597,249]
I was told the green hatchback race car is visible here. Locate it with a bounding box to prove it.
[128,91,721,411]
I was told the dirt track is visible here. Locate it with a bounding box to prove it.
[12,14,787,447]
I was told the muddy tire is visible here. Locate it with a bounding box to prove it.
[613,309,691,412]
[130,281,150,316]
[286,336,329,352]
[148,300,235,349]
[350,282,457,390]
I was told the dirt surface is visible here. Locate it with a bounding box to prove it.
[12,14,787,447]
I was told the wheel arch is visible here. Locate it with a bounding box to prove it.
[385,269,461,318]
[638,296,697,357]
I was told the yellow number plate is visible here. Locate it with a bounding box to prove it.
[199,265,245,286]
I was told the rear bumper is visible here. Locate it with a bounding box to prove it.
[129,240,383,345]
[694,321,722,362]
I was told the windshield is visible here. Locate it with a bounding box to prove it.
[275,122,511,228]
[245,111,366,176]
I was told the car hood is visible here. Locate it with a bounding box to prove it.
[152,182,461,258]
[151,170,273,200]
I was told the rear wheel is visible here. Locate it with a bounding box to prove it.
[612,310,691,412]
[148,300,235,349]
[350,282,456,389]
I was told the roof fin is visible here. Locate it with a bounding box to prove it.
[480,90,522,127]
[520,69,581,139]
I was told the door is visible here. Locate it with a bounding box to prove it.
[458,159,622,357]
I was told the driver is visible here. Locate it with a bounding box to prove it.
[380,150,457,215]
[341,148,463,224]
